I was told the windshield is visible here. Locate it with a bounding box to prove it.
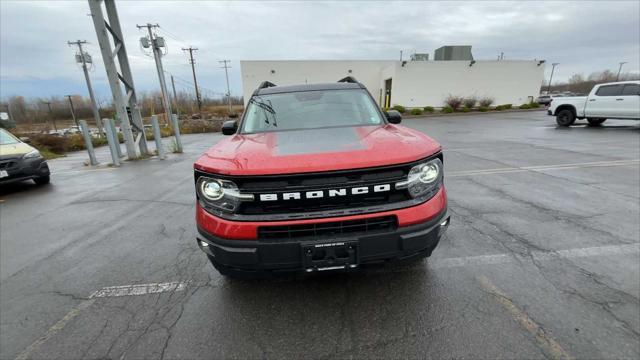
[242,89,384,133]
[0,129,20,145]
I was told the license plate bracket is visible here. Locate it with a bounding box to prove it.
[302,241,358,272]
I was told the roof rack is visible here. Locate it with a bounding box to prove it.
[338,76,359,84]
[257,81,277,90]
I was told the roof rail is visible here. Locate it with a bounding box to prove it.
[257,81,277,90]
[338,76,359,84]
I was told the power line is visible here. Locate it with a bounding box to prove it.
[163,71,225,97]
[157,26,189,46]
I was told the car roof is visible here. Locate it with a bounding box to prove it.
[254,82,364,96]
[598,80,640,86]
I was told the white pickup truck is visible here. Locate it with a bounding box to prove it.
[548,81,640,126]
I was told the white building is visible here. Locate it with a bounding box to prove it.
[240,59,545,108]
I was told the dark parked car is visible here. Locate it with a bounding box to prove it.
[0,129,50,185]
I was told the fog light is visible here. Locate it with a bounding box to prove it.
[199,240,209,247]
[440,219,449,227]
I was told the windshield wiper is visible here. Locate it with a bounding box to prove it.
[249,97,278,127]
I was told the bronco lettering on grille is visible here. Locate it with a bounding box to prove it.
[258,183,392,202]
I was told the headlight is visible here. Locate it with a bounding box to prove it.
[200,179,224,200]
[23,150,42,159]
[397,158,443,198]
[196,177,253,213]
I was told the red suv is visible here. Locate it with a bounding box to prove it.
[194,77,449,278]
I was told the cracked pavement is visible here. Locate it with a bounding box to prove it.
[1,112,638,359]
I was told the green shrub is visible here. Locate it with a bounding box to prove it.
[423,106,435,113]
[519,104,531,109]
[478,106,489,112]
[462,97,477,109]
[410,108,423,115]
[461,106,471,113]
[441,106,454,113]
[494,105,504,111]
[528,102,540,108]
[444,95,464,111]
[502,104,513,109]
[392,105,406,113]
[28,134,72,153]
[479,97,494,107]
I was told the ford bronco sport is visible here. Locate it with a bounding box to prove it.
[194,77,449,278]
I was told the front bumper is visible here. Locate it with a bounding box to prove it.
[197,209,450,276]
[0,157,50,185]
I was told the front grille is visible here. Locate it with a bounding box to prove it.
[258,216,397,241]
[0,161,17,170]
[207,161,424,216]
[195,154,442,220]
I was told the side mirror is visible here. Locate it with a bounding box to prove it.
[385,110,402,124]
[221,120,238,135]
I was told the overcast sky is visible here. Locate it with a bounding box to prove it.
[1,0,639,101]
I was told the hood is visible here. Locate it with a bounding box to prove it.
[0,142,35,157]
[195,124,441,175]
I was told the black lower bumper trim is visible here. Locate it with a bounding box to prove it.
[197,210,449,276]
[0,159,50,185]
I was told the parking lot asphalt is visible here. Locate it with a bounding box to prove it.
[1,111,639,359]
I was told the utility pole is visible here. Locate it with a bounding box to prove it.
[89,0,148,158]
[138,23,173,124]
[219,60,233,114]
[547,62,559,94]
[6,101,14,122]
[65,95,79,128]
[616,61,627,81]
[42,101,57,132]
[170,75,180,119]
[67,40,104,136]
[182,47,202,114]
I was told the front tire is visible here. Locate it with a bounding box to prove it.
[587,118,606,126]
[556,109,576,126]
[33,175,50,185]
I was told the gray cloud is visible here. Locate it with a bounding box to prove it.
[1,0,638,99]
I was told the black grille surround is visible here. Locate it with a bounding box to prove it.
[258,216,397,242]
[195,153,443,221]
[0,160,18,170]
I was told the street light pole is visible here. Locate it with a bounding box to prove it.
[616,62,627,81]
[547,63,559,94]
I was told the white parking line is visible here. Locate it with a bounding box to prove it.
[89,281,188,299]
[14,299,95,360]
[14,281,187,359]
[448,159,639,177]
[430,243,639,269]
[478,276,574,360]
[14,243,638,359]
